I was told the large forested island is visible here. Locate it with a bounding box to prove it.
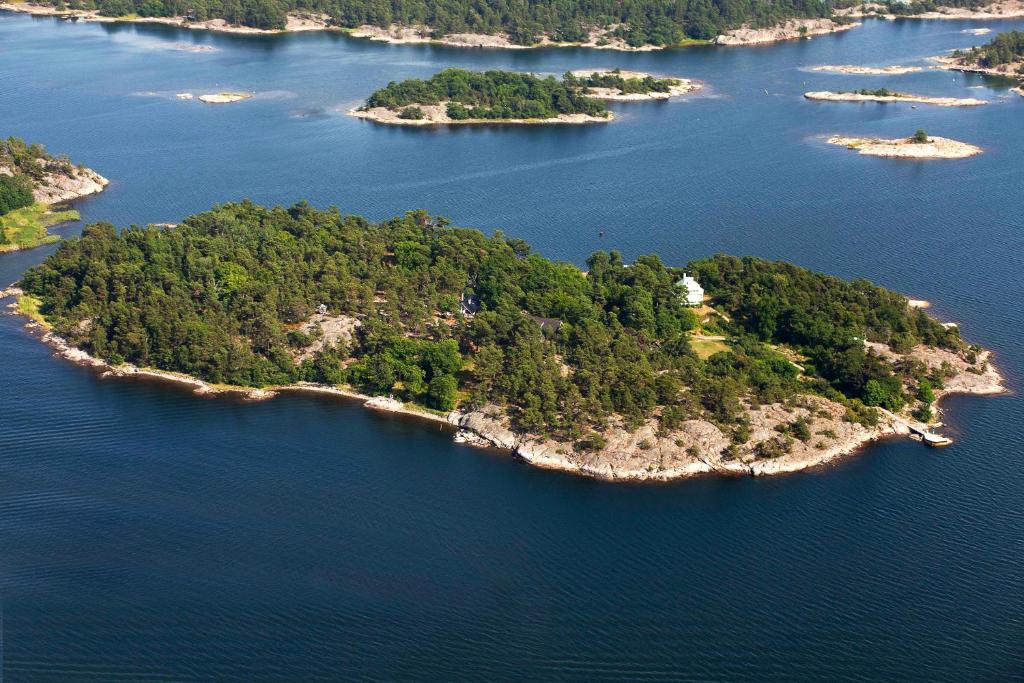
[351,69,698,125]
[0,136,107,252]
[3,0,849,48]
[10,201,1003,480]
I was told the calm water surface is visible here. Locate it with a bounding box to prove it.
[1,13,1022,681]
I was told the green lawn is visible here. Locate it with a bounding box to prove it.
[691,338,730,360]
[0,203,79,252]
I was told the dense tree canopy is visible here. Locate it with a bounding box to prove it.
[566,69,682,94]
[0,174,35,217]
[363,69,610,119]
[41,0,836,44]
[21,202,961,440]
[954,30,1024,68]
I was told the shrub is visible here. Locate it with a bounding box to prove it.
[0,173,35,216]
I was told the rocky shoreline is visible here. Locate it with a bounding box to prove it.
[811,64,926,75]
[715,18,858,46]
[349,105,612,126]
[827,134,983,159]
[32,165,108,204]
[570,70,702,100]
[840,1,1024,20]
[806,91,987,107]
[0,3,333,33]
[932,54,1024,79]
[3,287,1006,483]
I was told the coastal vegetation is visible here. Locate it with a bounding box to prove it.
[566,69,682,95]
[873,0,1010,17]
[21,0,838,45]
[0,137,104,252]
[952,30,1024,69]
[1,203,79,252]
[20,201,972,447]
[359,69,610,122]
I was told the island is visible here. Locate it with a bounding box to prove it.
[810,64,926,75]
[827,130,983,158]
[197,92,253,104]
[567,69,701,100]
[0,136,107,252]
[4,201,1004,481]
[934,30,1024,81]
[805,89,987,106]
[1,0,857,50]
[350,69,613,126]
[840,1,1024,21]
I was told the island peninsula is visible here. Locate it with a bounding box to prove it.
[0,136,107,252]
[5,202,1004,481]
[934,30,1024,84]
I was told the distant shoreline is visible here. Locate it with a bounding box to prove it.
[1,3,858,51]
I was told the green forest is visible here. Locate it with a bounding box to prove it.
[0,137,65,219]
[39,0,836,44]
[954,30,1024,68]
[20,202,964,443]
[567,69,682,94]
[363,69,610,120]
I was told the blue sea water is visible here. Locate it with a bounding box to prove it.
[1,12,1022,681]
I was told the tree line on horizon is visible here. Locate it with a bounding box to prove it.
[20,202,963,448]
[40,0,835,44]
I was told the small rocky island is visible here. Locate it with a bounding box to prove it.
[5,202,1004,481]
[351,69,699,126]
[806,89,986,107]
[811,64,926,75]
[0,136,107,252]
[828,130,983,159]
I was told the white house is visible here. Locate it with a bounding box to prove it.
[676,274,704,306]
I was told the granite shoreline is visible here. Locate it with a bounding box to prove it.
[3,287,1006,483]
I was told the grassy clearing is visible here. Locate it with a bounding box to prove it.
[0,203,78,252]
[691,338,730,360]
[674,38,713,47]
[16,294,48,327]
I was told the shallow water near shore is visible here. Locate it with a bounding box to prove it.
[1,12,1023,681]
